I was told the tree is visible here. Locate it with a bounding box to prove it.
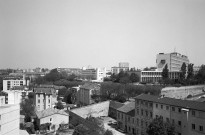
[146,117,175,135]
[129,73,139,83]
[162,64,169,80]
[180,62,187,80]
[56,101,64,109]
[187,63,194,79]
[196,65,205,83]
[20,98,35,122]
[45,68,61,82]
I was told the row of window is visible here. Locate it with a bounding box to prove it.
[117,112,135,124]
[38,99,51,103]
[192,124,204,132]
[155,103,182,113]
[136,100,153,108]
[136,108,153,118]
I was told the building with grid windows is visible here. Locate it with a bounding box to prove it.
[135,94,205,135]
[156,52,189,72]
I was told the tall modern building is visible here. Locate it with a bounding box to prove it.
[156,52,189,72]
[81,67,106,81]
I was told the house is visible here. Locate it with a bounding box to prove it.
[35,108,69,131]
[34,88,54,111]
[76,83,100,106]
[116,102,136,134]
[109,100,124,119]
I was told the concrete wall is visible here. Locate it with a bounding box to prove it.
[0,104,20,135]
[71,101,110,118]
[161,85,205,99]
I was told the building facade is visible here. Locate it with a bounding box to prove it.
[117,102,136,134]
[0,104,20,135]
[76,83,100,106]
[35,108,69,131]
[135,94,205,135]
[3,76,28,91]
[156,52,189,72]
[135,70,181,83]
[34,88,53,111]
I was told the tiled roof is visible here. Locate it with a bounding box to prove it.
[80,83,100,90]
[117,102,135,113]
[109,100,124,109]
[33,88,53,95]
[36,108,68,119]
[135,94,205,112]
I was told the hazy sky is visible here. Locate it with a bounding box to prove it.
[0,0,205,69]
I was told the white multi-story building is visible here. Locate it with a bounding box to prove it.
[3,76,29,91]
[156,52,189,72]
[81,67,106,81]
[111,62,129,75]
[0,104,20,135]
[34,88,53,111]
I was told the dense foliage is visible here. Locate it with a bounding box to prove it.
[146,117,175,135]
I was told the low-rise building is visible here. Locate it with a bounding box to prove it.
[109,100,124,119]
[76,83,100,106]
[116,102,136,134]
[135,94,205,135]
[35,108,69,131]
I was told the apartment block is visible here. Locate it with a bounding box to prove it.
[34,88,53,111]
[135,94,205,135]
[0,104,20,135]
[3,76,29,91]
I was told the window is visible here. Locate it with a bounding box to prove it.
[192,110,195,116]
[145,122,148,127]
[172,107,175,111]
[50,118,52,122]
[38,94,40,97]
[141,100,144,105]
[161,105,163,109]
[128,117,130,122]
[137,108,139,115]
[166,106,169,110]
[156,104,158,108]
[178,108,181,113]
[149,103,153,107]
[178,121,181,126]
[0,115,1,120]
[150,112,153,118]
[141,120,143,127]
[199,126,203,132]
[141,109,144,116]
[38,99,40,103]
[156,115,158,118]
[172,119,175,124]
[136,100,139,105]
[136,118,139,126]
[145,102,148,107]
[49,99,50,103]
[146,110,148,117]
[166,118,169,122]
[121,114,123,119]
[118,113,120,118]
[192,124,195,130]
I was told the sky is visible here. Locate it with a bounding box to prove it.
[0,0,205,69]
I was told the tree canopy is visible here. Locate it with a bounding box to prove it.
[146,117,175,135]
[162,64,169,80]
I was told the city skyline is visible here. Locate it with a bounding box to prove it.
[1,0,205,69]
